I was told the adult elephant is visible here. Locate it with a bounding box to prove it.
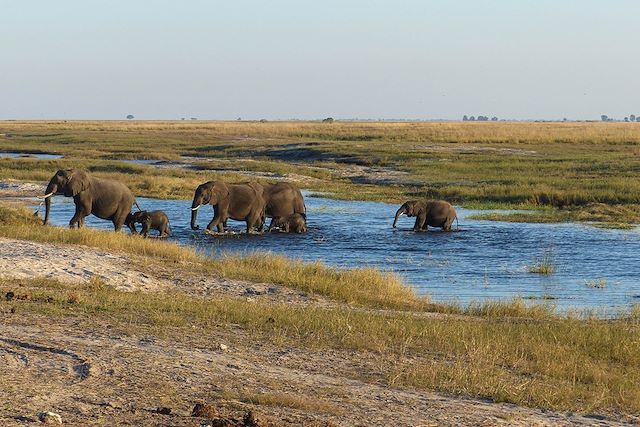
[259,182,306,229]
[392,200,457,232]
[43,169,138,232]
[190,180,264,233]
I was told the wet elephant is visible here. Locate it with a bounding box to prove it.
[190,180,264,233]
[392,200,457,231]
[43,169,137,232]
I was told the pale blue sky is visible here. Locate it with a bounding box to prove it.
[1,1,639,120]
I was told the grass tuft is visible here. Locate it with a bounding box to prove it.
[528,250,556,275]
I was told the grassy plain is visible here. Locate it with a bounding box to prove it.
[1,120,640,226]
[2,202,640,417]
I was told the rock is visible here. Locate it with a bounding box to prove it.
[243,410,269,427]
[5,291,14,301]
[192,403,218,418]
[38,411,63,424]
[210,417,237,427]
[218,343,229,351]
[155,406,172,415]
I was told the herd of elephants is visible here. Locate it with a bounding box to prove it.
[40,169,459,236]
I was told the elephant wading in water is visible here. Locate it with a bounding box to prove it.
[190,181,264,233]
[268,213,307,233]
[43,169,138,232]
[392,200,458,232]
[125,210,171,238]
[259,182,306,230]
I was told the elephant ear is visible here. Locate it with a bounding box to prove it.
[213,182,230,203]
[66,170,90,197]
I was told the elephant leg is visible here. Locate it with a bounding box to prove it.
[70,205,89,229]
[413,211,427,232]
[207,216,224,233]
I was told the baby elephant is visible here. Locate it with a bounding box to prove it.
[392,200,457,231]
[268,213,307,233]
[126,210,171,237]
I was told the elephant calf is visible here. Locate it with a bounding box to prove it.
[125,210,171,237]
[268,213,307,233]
[393,200,457,231]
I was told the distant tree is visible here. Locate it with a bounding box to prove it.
[237,117,242,121]
[181,117,185,120]
[563,118,567,122]
[322,117,334,123]
[637,116,640,122]
[469,116,476,121]
[462,115,468,121]
[259,119,268,123]
[126,114,134,120]
[630,114,636,122]
[625,117,629,122]
[601,115,608,121]
[491,116,498,121]
[190,117,198,120]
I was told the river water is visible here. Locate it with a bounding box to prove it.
[37,194,640,312]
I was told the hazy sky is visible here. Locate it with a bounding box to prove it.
[2,0,639,120]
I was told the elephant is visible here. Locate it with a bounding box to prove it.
[43,169,138,232]
[257,182,306,230]
[268,213,307,233]
[190,180,264,233]
[125,210,171,238]
[392,200,458,232]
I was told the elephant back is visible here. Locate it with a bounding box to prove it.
[263,182,304,217]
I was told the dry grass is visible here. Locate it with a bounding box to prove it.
[0,202,423,310]
[3,277,639,415]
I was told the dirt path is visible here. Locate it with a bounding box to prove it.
[0,319,622,427]
[0,238,630,426]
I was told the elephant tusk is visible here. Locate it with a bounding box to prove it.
[40,192,55,199]
[191,205,201,211]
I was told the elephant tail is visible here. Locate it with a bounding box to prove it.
[455,215,459,231]
[134,200,142,212]
[301,204,307,221]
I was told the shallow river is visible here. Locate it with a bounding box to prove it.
[37,194,640,312]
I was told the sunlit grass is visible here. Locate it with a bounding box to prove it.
[3,277,640,415]
[0,202,422,310]
[2,120,640,226]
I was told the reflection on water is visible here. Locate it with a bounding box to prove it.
[36,194,640,312]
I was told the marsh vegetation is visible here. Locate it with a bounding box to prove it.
[2,120,640,226]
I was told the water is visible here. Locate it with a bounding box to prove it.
[0,152,63,160]
[35,194,640,312]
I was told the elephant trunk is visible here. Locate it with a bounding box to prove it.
[43,181,57,225]
[392,206,406,228]
[190,203,200,230]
